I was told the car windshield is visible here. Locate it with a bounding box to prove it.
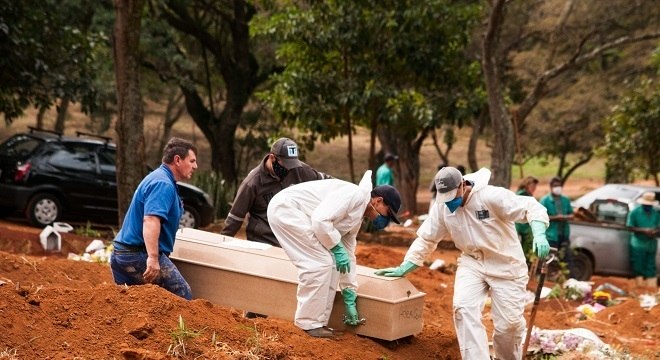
[0,135,43,160]
[591,200,628,225]
[573,185,640,208]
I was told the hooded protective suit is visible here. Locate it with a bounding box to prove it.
[404,168,549,360]
[267,171,372,330]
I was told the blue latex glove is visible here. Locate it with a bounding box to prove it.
[530,220,550,258]
[342,288,360,326]
[330,243,350,273]
[374,261,419,277]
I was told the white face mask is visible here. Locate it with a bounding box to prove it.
[551,186,562,196]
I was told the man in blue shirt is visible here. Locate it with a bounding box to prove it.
[110,137,198,299]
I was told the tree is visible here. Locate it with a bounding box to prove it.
[113,0,147,223]
[602,78,659,185]
[481,0,660,187]
[147,0,274,187]
[0,0,105,125]
[256,0,482,214]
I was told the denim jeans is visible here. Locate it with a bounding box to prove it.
[110,250,192,300]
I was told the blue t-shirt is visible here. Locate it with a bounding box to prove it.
[114,164,183,253]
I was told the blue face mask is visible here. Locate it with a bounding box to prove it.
[445,197,463,213]
[370,204,390,230]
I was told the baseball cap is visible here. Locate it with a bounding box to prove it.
[270,138,302,169]
[372,185,402,224]
[434,167,463,203]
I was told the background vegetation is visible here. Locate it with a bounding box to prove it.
[1,0,658,220]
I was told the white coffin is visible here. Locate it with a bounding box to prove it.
[171,228,425,341]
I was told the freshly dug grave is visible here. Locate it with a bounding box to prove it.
[0,220,658,359]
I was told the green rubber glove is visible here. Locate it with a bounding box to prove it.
[374,261,419,277]
[342,288,360,326]
[530,220,550,259]
[330,243,350,274]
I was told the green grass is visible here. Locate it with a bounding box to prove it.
[511,156,606,182]
[167,315,202,358]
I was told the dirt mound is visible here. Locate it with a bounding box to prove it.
[0,220,658,359]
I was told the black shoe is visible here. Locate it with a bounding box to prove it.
[244,311,267,319]
[304,327,336,338]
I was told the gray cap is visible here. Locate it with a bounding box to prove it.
[270,138,302,169]
[434,167,463,203]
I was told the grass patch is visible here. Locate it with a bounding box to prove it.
[73,221,102,238]
[0,348,18,359]
[512,156,606,182]
[210,324,282,360]
[167,315,202,358]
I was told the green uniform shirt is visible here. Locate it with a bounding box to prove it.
[515,189,533,236]
[627,205,659,252]
[539,193,573,244]
[375,163,394,186]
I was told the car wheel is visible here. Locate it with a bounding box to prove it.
[26,193,61,227]
[180,205,199,229]
[571,250,594,281]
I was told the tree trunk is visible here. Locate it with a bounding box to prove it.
[468,108,487,172]
[483,0,514,187]
[161,0,261,187]
[54,96,70,133]
[377,127,428,216]
[113,0,146,226]
[158,91,185,162]
[35,106,47,129]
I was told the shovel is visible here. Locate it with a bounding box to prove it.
[522,248,557,358]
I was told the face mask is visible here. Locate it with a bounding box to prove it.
[551,186,562,196]
[370,204,390,230]
[272,159,290,179]
[445,197,463,213]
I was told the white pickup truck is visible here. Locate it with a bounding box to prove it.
[568,184,660,280]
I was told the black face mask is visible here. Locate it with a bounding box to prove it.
[272,159,290,179]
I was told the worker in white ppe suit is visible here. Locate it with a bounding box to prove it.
[268,170,402,338]
[376,167,550,360]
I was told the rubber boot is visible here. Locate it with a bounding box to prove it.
[635,276,644,287]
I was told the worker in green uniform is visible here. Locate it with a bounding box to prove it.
[627,192,660,292]
[539,176,574,277]
[515,176,539,263]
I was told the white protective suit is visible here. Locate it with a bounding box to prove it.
[267,171,372,330]
[404,168,549,360]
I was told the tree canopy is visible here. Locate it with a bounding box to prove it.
[254,0,482,212]
[0,0,105,123]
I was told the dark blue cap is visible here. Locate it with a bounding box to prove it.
[372,185,401,224]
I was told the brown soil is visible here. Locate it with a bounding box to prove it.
[0,219,658,359]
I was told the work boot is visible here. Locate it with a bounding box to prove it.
[304,327,336,338]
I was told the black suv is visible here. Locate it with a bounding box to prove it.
[0,128,214,228]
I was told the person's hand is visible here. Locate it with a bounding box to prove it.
[330,243,350,274]
[530,220,550,259]
[374,261,418,277]
[342,289,360,326]
[143,254,160,283]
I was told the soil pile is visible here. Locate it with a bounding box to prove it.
[0,220,658,359]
